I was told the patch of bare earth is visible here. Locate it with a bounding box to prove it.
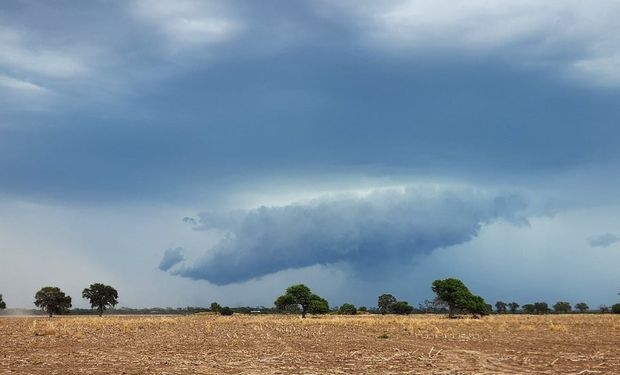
[1,314,619,374]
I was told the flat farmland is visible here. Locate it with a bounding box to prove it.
[1,314,619,374]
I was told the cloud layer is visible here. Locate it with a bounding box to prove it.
[329,0,620,85]
[3,0,620,113]
[1,1,620,204]
[588,233,619,248]
[158,247,186,271]
[163,186,532,285]
[1,1,620,309]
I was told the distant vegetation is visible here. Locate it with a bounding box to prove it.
[575,303,589,312]
[376,294,414,315]
[553,301,572,313]
[219,306,234,316]
[338,303,357,315]
[210,302,222,313]
[1,281,618,317]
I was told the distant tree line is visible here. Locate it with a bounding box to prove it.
[491,300,619,314]
[2,282,619,317]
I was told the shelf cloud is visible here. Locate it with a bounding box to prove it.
[163,186,533,285]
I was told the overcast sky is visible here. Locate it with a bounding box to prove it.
[1,0,619,310]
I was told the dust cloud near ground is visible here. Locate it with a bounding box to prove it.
[1,314,618,374]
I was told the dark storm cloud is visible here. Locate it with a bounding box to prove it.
[0,1,619,203]
[158,247,185,271]
[165,186,532,285]
[2,1,620,308]
[588,233,619,248]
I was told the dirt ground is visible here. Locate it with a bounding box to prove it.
[1,314,619,374]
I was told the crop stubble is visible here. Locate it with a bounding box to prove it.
[1,314,619,374]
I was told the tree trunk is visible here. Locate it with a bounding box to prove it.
[448,304,455,318]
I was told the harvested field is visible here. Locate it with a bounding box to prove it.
[1,314,619,374]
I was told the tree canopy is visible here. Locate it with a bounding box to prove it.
[0,294,6,310]
[553,301,572,314]
[431,278,489,317]
[390,301,414,315]
[274,284,328,318]
[522,304,535,314]
[508,302,520,313]
[34,286,72,317]
[495,301,507,313]
[307,294,329,314]
[533,302,550,314]
[574,303,589,313]
[210,302,222,313]
[377,294,414,314]
[82,283,118,316]
[338,303,357,315]
[377,294,397,315]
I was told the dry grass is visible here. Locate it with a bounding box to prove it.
[2,314,619,374]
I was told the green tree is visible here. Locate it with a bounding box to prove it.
[508,302,519,313]
[82,283,118,316]
[431,278,489,317]
[390,301,414,315]
[358,306,367,312]
[495,301,507,313]
[274,284,328,318]
[377,294,397,315]
[611,303,620,314]
[0,294,6,310]
[210,302,222,313]
[34,287,72,317]
[574,302,589,313]
[485,303,494,314]
[308,295,329,314]
[338,303,357,315]
[553,301,572,314]
[533,302,549,314]
[275,294,295,311]
[522,304,535,314]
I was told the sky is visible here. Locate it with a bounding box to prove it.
[1,0,619,310]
